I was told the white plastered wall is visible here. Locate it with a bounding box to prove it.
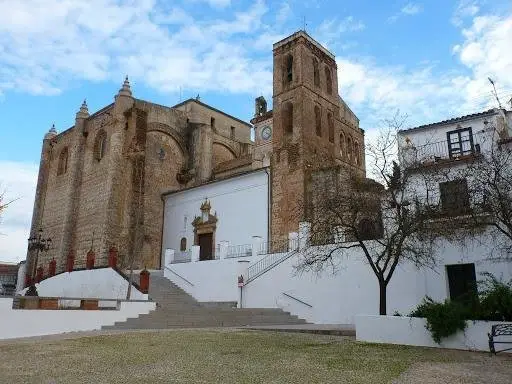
[18,268,147,300]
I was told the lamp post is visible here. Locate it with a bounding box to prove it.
[26,228,52,296]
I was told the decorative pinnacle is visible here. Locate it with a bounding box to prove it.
[118,75,132,97]
[76,98,89,119]
[44,123,58,139]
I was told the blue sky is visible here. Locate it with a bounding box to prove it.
[1,0,511,262]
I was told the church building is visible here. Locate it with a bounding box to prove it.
[26,31,365,277]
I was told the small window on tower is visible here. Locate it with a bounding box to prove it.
[328,112,334,143]
[211,117,216,130]
[230,126,235,140]
[285,55,293,84]
[315,106,322,137]
[283,102,293,134]
[325,67,332,95]
[313,58,320,87]
[94,130,107,162]
[57,147,69,175]
[180,237,187,252]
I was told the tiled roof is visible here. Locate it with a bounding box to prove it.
[399,109,497,134]
[213,154,253,174]
[172,98,252,127]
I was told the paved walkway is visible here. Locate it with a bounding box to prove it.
[243,323,356,336]
[0,324,355,344]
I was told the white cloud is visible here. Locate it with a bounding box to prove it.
[276,2,291,25]
[190,0,231,8]
[338,11,512,131]
[452,0,481,26]
[316,16,365,48]
[388,2,424,23]
[401,3,423,15]
[0,0,272,97]
[0,161,38,263]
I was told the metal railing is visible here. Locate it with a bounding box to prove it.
[171,251,191,264]
[246,238,299,282]
[164,265,195,286]
[401,133,483,167]
[282,292,313,308]
[225,244,253,259]
[257,238,297,255]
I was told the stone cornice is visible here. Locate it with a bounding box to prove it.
[273,31,337,67]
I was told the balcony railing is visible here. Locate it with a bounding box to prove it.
[171,251,192,264]
[401,134,483,168]
[225,244,252,259]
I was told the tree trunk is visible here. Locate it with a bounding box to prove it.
[379,281,387,315]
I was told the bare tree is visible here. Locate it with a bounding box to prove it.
[448,121,512,261]
[298,115,444,315]
[0,188,16,228]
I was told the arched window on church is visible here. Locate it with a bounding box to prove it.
[283,102,293,134]
[313,58,320,87]
[180,237,187,252]
[354,141,360,165]
[327,112,334,143]
[315,105,322,137]
[57,147,69,175]
[346,136,352,162]
[285,54,293,84]
[339,132,345,157]
[325,67,332,95]
[94,130,107,162]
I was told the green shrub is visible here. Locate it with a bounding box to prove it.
[410,297,468,344]
[409,273,512,343]
[477,272,512,321]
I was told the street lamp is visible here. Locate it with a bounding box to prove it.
[26,228,52,296]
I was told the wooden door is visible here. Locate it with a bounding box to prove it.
[198,233,213,261]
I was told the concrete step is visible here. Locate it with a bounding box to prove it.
[102,272,309,330]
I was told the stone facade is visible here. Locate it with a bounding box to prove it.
[28,81,253,275]
[27,30,364,276]
[268,31,365,245]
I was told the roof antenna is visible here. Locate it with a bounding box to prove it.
[488,77,503,109]
[303,16,307,32]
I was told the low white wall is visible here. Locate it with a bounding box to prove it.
[164,255,261,302]
[163,237,512,325]
[242,239,512,324]
[355,315,511,353]
[18,268,147,300]
[243,248,424,324]
[0,297,156,340]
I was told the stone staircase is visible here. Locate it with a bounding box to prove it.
[102,272,307,330]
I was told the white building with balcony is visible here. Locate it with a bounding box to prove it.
[397,108,512,303]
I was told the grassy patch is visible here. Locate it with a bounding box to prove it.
[0,330,497,384]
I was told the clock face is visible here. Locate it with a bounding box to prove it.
[261,126,272,141]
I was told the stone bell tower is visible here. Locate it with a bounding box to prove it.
[270,31,364,245]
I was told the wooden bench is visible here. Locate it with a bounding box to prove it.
[488,324,512,354]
